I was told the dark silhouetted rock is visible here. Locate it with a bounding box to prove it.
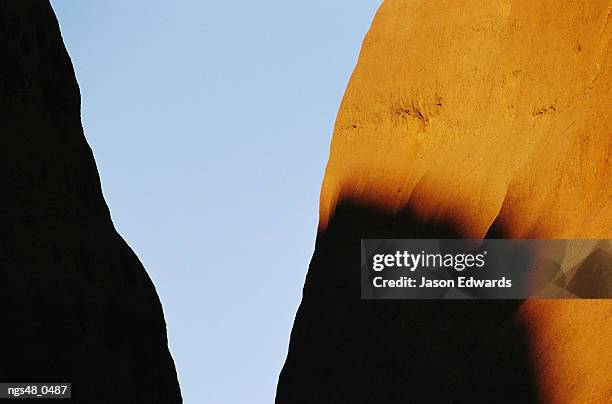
[0,1,181,402]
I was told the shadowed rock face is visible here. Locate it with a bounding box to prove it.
[277,200,540,404]
[278,1,611,403]
[0,1,181,402]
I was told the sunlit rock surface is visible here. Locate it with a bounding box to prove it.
[277,1,611,403]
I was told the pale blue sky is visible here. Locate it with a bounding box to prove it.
[50,1,381,403]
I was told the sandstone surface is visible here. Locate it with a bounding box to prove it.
[0,1,181,402]
[277,1,612,403]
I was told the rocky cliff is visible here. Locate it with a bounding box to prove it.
[277,1,611,403]
[0,1,181,402]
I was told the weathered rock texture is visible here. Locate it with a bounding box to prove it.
[0,1,181,402]
[277,1,611,403]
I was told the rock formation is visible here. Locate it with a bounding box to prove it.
[277,1,611,403]
[0,1,181,402]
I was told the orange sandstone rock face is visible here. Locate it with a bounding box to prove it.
[281,1,611,403]
[321,0,611,238]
